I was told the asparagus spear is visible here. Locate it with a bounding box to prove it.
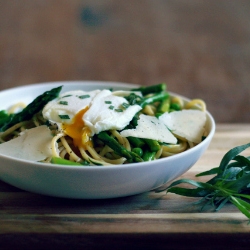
[143,138,161,152]
[142,150,156,161]
[0,86,62,132]
[97,131,143,163]
[125,83,168,107]
[140,92,169,108]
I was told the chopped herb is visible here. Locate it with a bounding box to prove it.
[115,108,123,112]
[61,95,72,98]
[59,101,68,105]
[109,105,114,110]
[122,102,130,109]
[124,93,142,105]
[58,114,70,119]
[105,101,112,104]
[78,94,90,99]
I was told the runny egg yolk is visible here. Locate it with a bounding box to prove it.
[62,107,92,149]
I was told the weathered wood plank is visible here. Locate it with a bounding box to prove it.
[0,213,249,234]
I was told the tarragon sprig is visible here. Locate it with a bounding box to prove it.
[161,143,250,220]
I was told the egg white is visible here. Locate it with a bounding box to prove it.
[42,90,100,124]
[42,89,142,148]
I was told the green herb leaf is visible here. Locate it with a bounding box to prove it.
[59,101,68,105]
[78,94,90,99]
[218,143,250,174]
[161,143,250,220]
[61,94,72,98]
[122,102,130,109]
[230,196,250,219]
[115,108,123,112]
[58,114,70,119]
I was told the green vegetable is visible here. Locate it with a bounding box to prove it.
[140,92,169,109]
[59,101,68,105]
[51,157,90,166]
[51,157,83,166]
[127,136,145,148]
[124,93,142,106]
[125,83,169,108]
[61,94,72,98]
[0,110,9,119]
[160,143,250,220]
[156,97,170,116]
[132,147,143,157]
[114,108,123,112]
[170,103,181,111]
[97,131,143,163]
[0,110,12,127]
[143,138,161,152]
[58,114,70,119]
[142,150,156,161]
[132,83,166,95]
[0,86,62,132]
[78,94,90,99]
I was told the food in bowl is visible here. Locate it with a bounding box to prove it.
[0,83,208,166]
[0,81,215,198]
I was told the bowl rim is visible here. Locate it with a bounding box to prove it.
[0,80,216,171]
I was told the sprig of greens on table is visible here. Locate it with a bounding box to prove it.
[160,143,250,220]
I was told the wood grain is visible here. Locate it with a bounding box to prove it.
[1,124,250,249]
[0,1,250,123]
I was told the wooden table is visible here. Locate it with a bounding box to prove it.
[1,124,250,249]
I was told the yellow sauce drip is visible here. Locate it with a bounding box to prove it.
[63,107,92,149]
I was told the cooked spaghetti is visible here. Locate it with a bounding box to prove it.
[0,83,207,166]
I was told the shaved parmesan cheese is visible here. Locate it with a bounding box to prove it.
[83,90,142,135]
[159,110,206,143]
[120,114,177,144]
[0,126,55,161]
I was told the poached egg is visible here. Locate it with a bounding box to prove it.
[42,89,142,148]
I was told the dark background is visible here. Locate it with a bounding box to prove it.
[1,0,250,122]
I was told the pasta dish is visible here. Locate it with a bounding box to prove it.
[0,83,207,166]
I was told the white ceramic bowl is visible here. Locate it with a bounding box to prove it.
[0,81,215,199]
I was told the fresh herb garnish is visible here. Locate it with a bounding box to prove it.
[105,101,112,104]
[122,102,130,109]
[61,94,72,98]
[115,108,123,112]
[109,105,114,110]
[160,143,250,220]
[58,114,70,119]
[59,101,68,105]
[78,94,90,99]
[124,93,142,105]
